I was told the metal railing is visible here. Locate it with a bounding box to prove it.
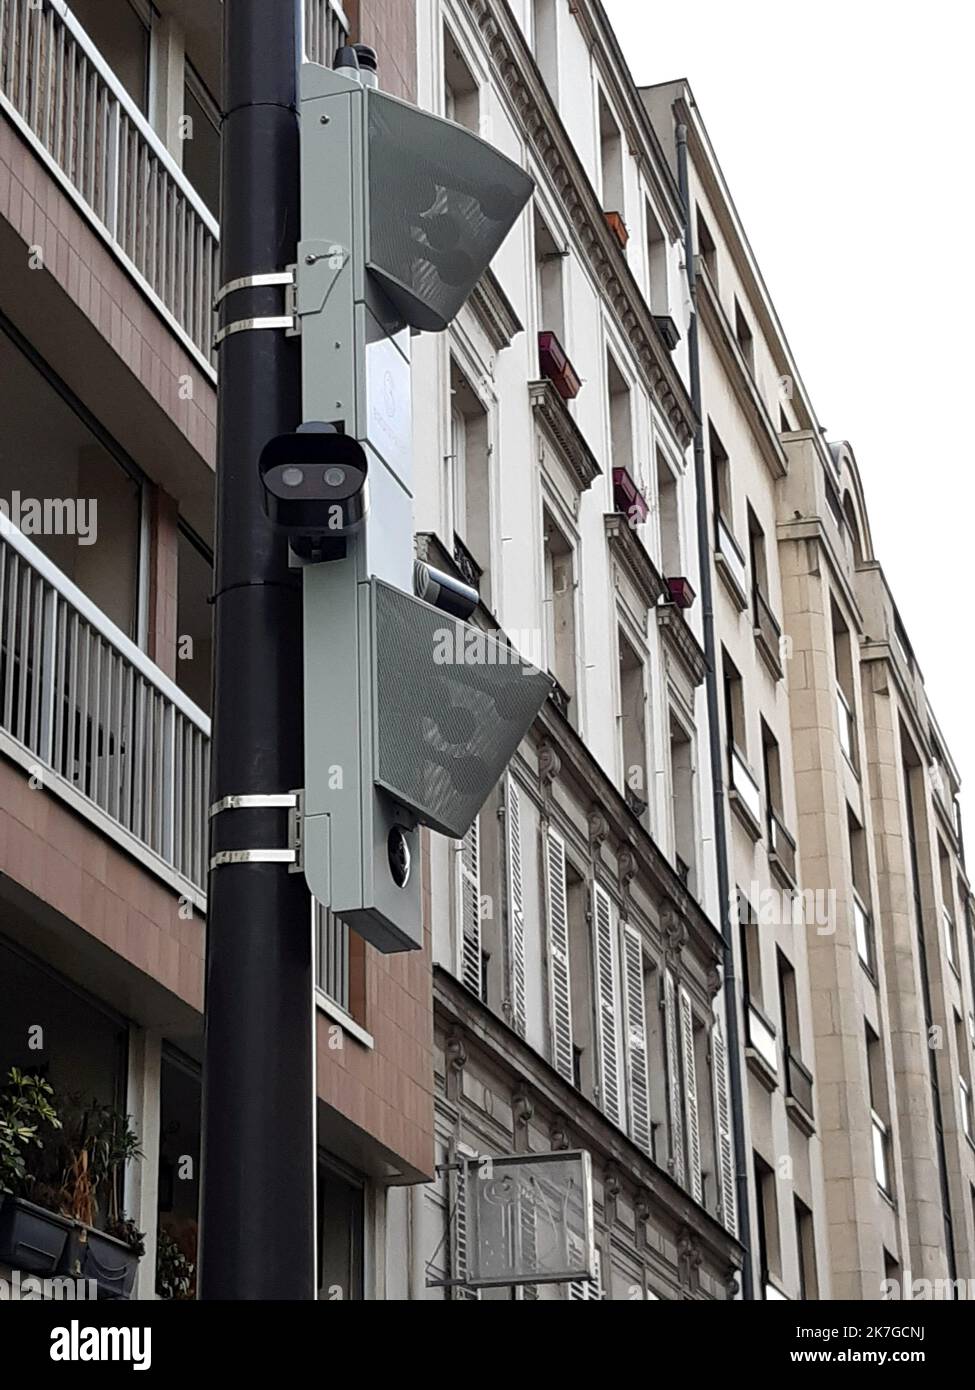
[715,514,748,598]
[304,0,349,65]
[0,0,219,370]
[729,743,762,825]
[315,900,350,1011]
[768,805,797,884]
[0,516,210,893]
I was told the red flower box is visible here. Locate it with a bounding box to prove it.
[605,210,629,251]
[538,330,582,401]
[612,466,649,524]
[667,576,696,610]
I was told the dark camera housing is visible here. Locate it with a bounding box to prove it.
[259,423,368,557]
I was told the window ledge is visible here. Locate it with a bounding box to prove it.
[729,788,762,841]
[714,549,749,612]
[315,988,374,1050]
[753,623,784,682]
[785,1095,816,1138]
[745,1047,778,1093]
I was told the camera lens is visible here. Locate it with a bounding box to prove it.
[323,467,347,488]
[280,467,304,488]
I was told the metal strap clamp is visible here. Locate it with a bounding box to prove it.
[208,791,304,873]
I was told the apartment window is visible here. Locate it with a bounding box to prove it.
[740,892,777,1076]
[598,91,624,218]
[317,1157,365,1301]
[748,505,769,604]
[157,1048,201,1298]
[566,861,594,1098]
[182,65,221,216]
[940,843,959,974]
[606,353,633,478]
[723,650,747,758]
[643,201,669,314]
[668,713,695,891]
[955,1013,973,1142]
[531,0,559,96]
[848,809,875,973]
[866,1022,892,1196]
[656,451,681,577]
[543,511,577,711]
[762,721,784,823]
[709,423,732,528]
[696,206,718,283]
[779,950,812,1117]
[734,298,755,372]
[448,362,492,607]
[754,1154,783,1295]
[619,631,648,823]
[72,0,151,114]
[794,1197,819,1300]
[176,523,213,712]
[443,26,479,131]
[534,210,566,347]
[832,602,858,773]
[0,320,145,640]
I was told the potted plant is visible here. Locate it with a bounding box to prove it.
[56,1099,145,1299]
[156,1226,195,1300]
[0,1067,72,1275]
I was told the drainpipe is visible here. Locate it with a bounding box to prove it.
[676,120,754,1300]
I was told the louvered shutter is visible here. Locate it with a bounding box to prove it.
[568,1246,603,1301]
[506,776,527,1037]
[515,1189,539,1301]
[712,1020,738,1237]
[450,1152,478,1300]
[458,817,482,997]
[592,883,624,1128]
[679,984,704,1204]
[622,924,652,1157]
[545,828,574,1081]
[663,969,685,1186]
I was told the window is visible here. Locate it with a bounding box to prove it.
[723,650,747,758]
[709,423,732,528]
[534,210,566,346]
[542,511,577,710]
[748,506,769,604]
[866,1022,892,1195]
[762,721,783,822]
[696,206,718,283]
[443,26,479,131]
[182,65,221,216]
[656,450,681,576]
[645,202,668,314]
[755,1153,782,1295]
[662,972,703,1201]
[157,1048,201,1299]
[598,91,624,217]
[566,862,594,1096]
[832,602,858,772]
[531,0,559,97]
[606,352,633,477]
[955,1013,973,1141]
[849,809,874,972]
[619,632,648,823]
[779,949,812,1116]
[317,1157,365,1300]
[794,1196,818,1299]
[734,298,754,372]
[669,713,695,891]
[448,362,492,607]
[176,523,213,712]
[739,891,763,1006]
[72,0,151,114]
[940,844,959,973]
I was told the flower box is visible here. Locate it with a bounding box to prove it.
[538,330,582,401]
[666,576,696,610]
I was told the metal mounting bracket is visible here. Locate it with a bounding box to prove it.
[208,790,304,872]
[213,266,300,347]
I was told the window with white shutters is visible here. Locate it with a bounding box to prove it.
[458,818,483,998]
[679,984,704,1204]
[592,883,624,1128]
[450,1151,479,1300]
[622,924,652,1157]
[663,969,685,1186]
[545,828,575,1082]
[506,776,527,1037]
[568,1246,603,1300]
[712,1020,738,1237]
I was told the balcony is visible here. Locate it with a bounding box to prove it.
[785,1047,815,1133]
[714,515,748,610]
[728,744,762,838]
[836,685,857,772]
[745,999,778,1085]
[0,0,219,370]
[853,890,875,974]
[768,806,797,888]
[752,587,783,681]
[0,516,209,900]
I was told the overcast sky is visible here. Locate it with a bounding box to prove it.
[604,0,975,835]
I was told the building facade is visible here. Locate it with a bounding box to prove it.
[0,0,971,1302]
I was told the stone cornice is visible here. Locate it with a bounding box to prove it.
[657,603,708,688]
[468,266,524,352]
[433,966,743,1269]
[529,379,601,492]
[604,513,666,610]
[465,0,696,449]
[696,265,787,481]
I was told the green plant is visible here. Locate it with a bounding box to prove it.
[107,1216,146,1257]
[0,1068,61,1197]
[155,1227,194,1299]
[54,1096,144,1240]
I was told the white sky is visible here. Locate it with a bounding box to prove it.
[604,0,975,837]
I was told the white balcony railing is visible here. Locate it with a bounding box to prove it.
[0,0,219,370]
[304,0,350,65]
[0,516,210,896]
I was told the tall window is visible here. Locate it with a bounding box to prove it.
[72,0,151,114]
[848,808,874,971]
[734,298,754,373]
[534,210,566,346]
[176,523,213,711]
[182,64,221,216]
[832,601,858,772]
[866,1022,892,1196]
[709,423,733,531]
[755,1153,783,1295]
[618,632,647,822]
[645,202,668,314]
[794,1196,819,1299]
[723,650,747,758]
[448,362,492,607]
[443,26,479,131]
[531,0,559,97]
[696,206,718,283]
[669,713,696,890]
[606,352,633,476]
[598,90,624,217]
[656,451,681,576]
[543,511,577,710]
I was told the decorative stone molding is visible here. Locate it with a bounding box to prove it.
[634,1189,652,1226]
[529,379,602,494]
[512,1086,534,1130]
[468,266,524,352]
[446,1030,468,1074]
[724,1267,740,1301]
[661,903,688,964]
[465,0,695,448]
[706,964,723,1001]
[657,602,708,689]
[550,1118,571,1151]
[618,845,637,893]
[604,513,667,611]
[677,1227,703,1293]
[588,808,610,851]
[539,741,562,786]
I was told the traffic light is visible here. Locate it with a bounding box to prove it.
[282,59,547,954]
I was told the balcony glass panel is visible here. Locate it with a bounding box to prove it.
[836,685,856,766]
[786,1048,814,1117]
[747,1002,778,1075]
[768,807,797,882]
[872,1111,891,1193]
[853,891,874,971]
[716,515,748,595]
[730,745,762,824]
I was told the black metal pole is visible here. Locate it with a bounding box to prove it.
[199,0,314,1300]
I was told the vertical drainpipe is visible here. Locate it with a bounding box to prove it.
[675,119,754,1299]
